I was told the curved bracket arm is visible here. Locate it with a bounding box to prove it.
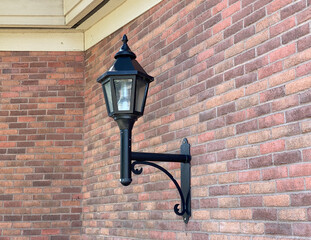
[131,138,191,223]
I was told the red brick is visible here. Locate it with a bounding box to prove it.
[293,223,311,237]
[232,5,252,23]
[298,35,311,52]
[253,208,277,220]
[245,55,269,73]
[247,103,270,119]
[290,163,311,177]
[270,43,296,62]
[223,1,241,18]
[258,113,284,129]
[263,195,290,207]
[303,149,311,161]
[291,193,311,206]
[244,8,266,27]
[249,155,272,168]
[227,159,248,171]
[236,119,258,134]
[224,21,244,38]
[265,223,292,235]
[274,151,302,165]
[282,23,310,45]
[296,61,311,77]
[234,25,255,43]
[260,86,285,102]
[277,178,305,192]
[286,105,311,122]
[209,185,229,196]
[238,170,261,182]
[258,61,283,79]
[257,38,281,56]
[267,0,293,14]
[234,49,255,66]
[213,18,231,34]
[260,139,285,154]
[271,16,296,38]
[240,196,263,207]
[262,166,288,180]
[198,131,214,143]
[281,0,306,19]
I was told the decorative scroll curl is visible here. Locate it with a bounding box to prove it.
[131,161,190,216]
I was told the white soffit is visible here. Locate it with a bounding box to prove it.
[84,0,162,50]
[0,0,162,51]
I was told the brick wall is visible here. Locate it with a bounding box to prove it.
[84,0,311,239]
[0,51,84,239]
[0,0,310,239]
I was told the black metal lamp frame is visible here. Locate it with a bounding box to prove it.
[97,35,191,223]
[131,139,191,223]
[117,118,191,223]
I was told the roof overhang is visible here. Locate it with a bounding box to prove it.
[0,0,162,51]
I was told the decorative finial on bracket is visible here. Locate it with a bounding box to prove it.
[114,34,136,59]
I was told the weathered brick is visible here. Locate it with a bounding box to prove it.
[224,20,244,39]
[274,151,302,165]
[249,155,273,168]
[247,103,271,119]
[245,55,269,73]
[236,119,258,134]
[260,86,285,102]
[267,0,292,14]
[256,13,280,32]
[234,25,255,43]
[232,5,252,23]
[298,35,311,52]
[279,208,307,221]
[257,38,281,56]
[282,23,310,44]
[265,223,292,235]
[263,195,290,207]
[240,196,263,207]
[277,178,305,192]
[270,43,296,62]
[253,208,277,220]
[286,105,311,122]
[259,113,284,129]
[281,0,306,19]
[270,16,296,38]
[262,166,288,180]
[293,223,311,237]
[244,8,266,27]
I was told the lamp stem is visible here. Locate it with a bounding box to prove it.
[120,128,132,186]
[116,117,135,186]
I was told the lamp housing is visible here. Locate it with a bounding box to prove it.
[97,35,154,127]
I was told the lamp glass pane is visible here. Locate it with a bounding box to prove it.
[114,79,132,111]
[103,81,113,113]
[135,78,148,113]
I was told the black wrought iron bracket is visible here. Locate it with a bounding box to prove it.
[131,138,191,223]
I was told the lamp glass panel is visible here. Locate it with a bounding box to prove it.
[103,81,113,113]
[114,79,132,111]
[135,78,148,113]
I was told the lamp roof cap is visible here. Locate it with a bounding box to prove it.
[114,34,136,59]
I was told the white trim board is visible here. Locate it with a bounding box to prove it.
[0,0,162,51]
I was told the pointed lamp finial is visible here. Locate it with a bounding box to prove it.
[114,34,136,59]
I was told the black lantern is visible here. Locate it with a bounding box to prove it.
[97,35,153,123]
[97,35,191,223]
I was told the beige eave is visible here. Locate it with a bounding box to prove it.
[0,0,162,51]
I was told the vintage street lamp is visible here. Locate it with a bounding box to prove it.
[97,35,191,223]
